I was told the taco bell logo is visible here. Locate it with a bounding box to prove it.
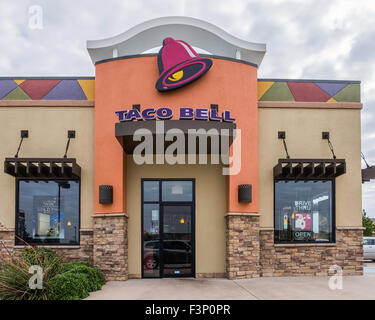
[155,37,213,92]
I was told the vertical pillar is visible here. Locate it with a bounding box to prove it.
[93,214,128,281]
[226,213,260,279]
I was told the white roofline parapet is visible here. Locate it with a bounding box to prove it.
[87,16,266,67]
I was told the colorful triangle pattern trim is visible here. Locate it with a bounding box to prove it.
[0,78,95,101]
[0,78,359,102]
[258,80,360,103]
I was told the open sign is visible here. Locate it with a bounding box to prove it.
[293,231,313,241]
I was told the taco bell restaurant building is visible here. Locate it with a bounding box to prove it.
[0,17,364,280]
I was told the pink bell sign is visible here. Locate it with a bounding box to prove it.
[155,37,213,92]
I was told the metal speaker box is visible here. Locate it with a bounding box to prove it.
[238,184,252,203]
[99,185,113,204]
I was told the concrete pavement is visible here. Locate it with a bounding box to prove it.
[86,264,375,300]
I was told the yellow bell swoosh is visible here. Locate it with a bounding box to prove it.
[168,70,183,82]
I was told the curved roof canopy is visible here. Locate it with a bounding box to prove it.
[87,16,266,66]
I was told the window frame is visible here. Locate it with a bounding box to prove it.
[273,178,336,244]
[15,178,81,246]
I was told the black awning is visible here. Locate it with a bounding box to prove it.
[115,120,236,154]
[4,158,81,179]
[273,159,346,180]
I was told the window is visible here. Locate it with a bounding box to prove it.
[274,180,334,243]
[143,181,159,202]
[162,181,193,202]
[364,239,375,245]
[16,180,80,245]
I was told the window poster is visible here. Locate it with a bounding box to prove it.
[295,213,312,230]
[293,200,313,240]
[152,210,159,221]
[294,200,312,211]
[312,211,319,233]
[33,196,64,239]
[283,214,288,230]
[150,210,159,235]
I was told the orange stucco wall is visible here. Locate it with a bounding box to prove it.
[94,56,258,214]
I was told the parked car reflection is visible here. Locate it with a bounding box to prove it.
[144,240,191,270]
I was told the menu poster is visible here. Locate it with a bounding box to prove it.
[295,213,312,231]
[150,210,159,234]
[33,196,64,239]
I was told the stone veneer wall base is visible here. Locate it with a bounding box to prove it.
[226,214,260,279]
[0,229,93,264]
[93,214,128,281]
[260,228,363,277]
[2,224,363,280]
[0,229,14,259]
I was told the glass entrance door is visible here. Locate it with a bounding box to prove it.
[162,205,193,277]
[142,179,195,278]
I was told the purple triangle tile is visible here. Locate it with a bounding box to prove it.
[0,80,17,99]
[42,80,86,100]
[314,82,349,97]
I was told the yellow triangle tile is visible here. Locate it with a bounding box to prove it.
[327,97,337,103]
[258,81,274,100]
[78,79,95,100]
[14,79,26,85]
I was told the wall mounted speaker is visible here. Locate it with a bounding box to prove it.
[99,185,113,204]
[238,184,252,203]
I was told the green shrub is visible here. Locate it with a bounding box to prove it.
[52,262,105,298]
[60,261,91,273]
[51,272,89,300]
[22,247,62,276]
[0,247,62,300]
[65,266,104,292]
[0,245,104,300]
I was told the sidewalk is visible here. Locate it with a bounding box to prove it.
[86,268,375,300]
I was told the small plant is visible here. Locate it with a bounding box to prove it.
[0,222,105,300]
[51,272,90,300]
[52,262,105,299]
[0,246,62,300]
[23,247,62,276]
[60,262,105,291]
[60,261,91,273]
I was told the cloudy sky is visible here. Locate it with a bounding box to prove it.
[0,0,374,216]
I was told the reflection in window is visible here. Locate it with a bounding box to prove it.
[16,180,80,245]
[162,181,193,202]
[143,181,159,202]
[274,180,333,243]
[143,203,160,277]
